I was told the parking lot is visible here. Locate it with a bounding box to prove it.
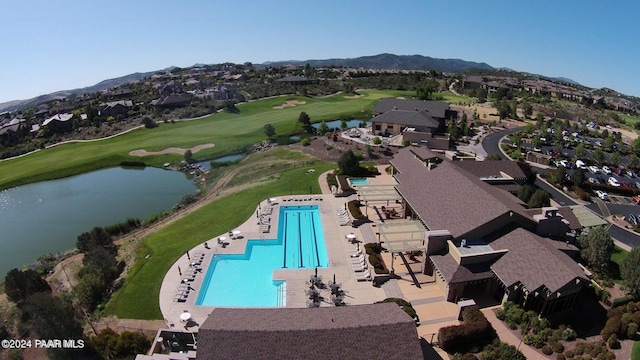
[608,195,637,206]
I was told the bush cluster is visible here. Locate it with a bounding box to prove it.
[439,307,497,354]
[347,200,366,220]
[601,300,640,341]
[572,186,591,201]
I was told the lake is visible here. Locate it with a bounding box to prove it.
[0,167,198,276]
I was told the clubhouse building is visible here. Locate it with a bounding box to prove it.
[388,146,589,316]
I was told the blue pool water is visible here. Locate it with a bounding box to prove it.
[348,177,369,186]
[196,205,328,307]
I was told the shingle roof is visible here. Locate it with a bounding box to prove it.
[372,109,441,128]
[373,98,450,118]
[42,113,73,126]
[490,227,587,293]
[522,206,583,230]
[390,147,529,238]
[430,253,494,284]
[454,160,527,181]
[197,303,423,360]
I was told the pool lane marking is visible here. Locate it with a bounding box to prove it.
[282,210,288,268]
[310,211,321,267]
[298,211,304,268]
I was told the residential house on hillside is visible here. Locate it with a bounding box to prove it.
[275,75,313,84]
[151,94,192,109]
[387,147,589,315]
[371,98,456,149]
[98,100,133,117]
[41,113,74,133]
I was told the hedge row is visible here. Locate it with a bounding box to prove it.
[439,307,497,354]
[347,200,366,220]
[586,182,640,196]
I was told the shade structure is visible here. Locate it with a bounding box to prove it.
[180,312,191,321]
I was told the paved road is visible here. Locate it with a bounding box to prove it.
[481,127,523,159]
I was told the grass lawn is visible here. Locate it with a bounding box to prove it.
[0,89,406,191]
[103,156,335,319]
[611,245,630,284]
[633,341,640,360]
[622,114,640,125]
[436,91,477,105]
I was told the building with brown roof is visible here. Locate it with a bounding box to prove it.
[196,303,423,360]
[388,147,588,315]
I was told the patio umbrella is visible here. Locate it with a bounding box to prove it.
[178,266,182,276]
[186,251,190,260]
[333,273,336,284]
[315,267,318,277]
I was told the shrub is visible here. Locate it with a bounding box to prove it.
[300,138,310,146]
[542,345,554,355]
[557,354,566,360]
[551,341,565,353]
[627,322,638,338]
[562,327,578,341]
[376,298,417,319]
[564,349,575,358]
[607,334,620,349]
[364,242,383,255]
[573,342,585,355]
[439,307,497,354]
[347,200,366,220]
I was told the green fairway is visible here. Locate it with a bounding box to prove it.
[0,89,410,191]
[622,114,640,125]
[436,91,477,105]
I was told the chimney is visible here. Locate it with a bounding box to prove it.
[461,239,467,247]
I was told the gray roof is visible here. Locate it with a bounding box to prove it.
[373,98,450,118]
[430,253,494,284]
[391,147,529,238]
[197,303,423,360]
[454,160,527,181]
[100,100,133,108]
[372,109,441,129]
[490,227,587,293]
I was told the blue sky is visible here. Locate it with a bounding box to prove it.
[1,0,639,104]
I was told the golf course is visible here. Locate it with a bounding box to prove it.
[0,89,412,191]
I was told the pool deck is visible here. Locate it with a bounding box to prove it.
[159,165,459,359]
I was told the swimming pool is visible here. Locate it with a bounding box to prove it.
[348,177,369,186]
[196,205,328,307]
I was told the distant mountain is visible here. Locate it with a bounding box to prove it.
[0,71,158,113]
[552,77,580,85]
[263,53,494,73]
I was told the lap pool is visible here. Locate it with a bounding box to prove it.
[196,205,328,307]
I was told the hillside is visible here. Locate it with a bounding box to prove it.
[264,53,494,73]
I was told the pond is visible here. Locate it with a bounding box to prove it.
[0,167,198,276]
[311,119,371,129]
[198,153,246,169]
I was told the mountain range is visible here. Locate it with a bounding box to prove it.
[0,53,589,113]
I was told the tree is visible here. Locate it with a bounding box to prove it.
[316,121,329,135]
[604,136,615,151]
[528,189,550,208]
[91,328,151,360]
[610,152,621,167]
[593,148,605,164]
[298,112,312,133]
[340,119,348,130]
[184,150,194,163]
[337,149,361,175]
[571,169,585,187]
[263,123,276,138]
[372,136,382,145]
[621,247,640,297]
[486,153,502,160]
[518,185,534,203]
[630,154,640,167]
[4,268,51,304]
[578,226,614,273]
[555,166,567,185]
[448,120,460,141]
[141,116,156,129]
[575,143,586,158]
[523,103,533,118]
[532,135,542,149]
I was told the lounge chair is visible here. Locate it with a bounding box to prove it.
[349,254,365,262]
[356,269,372,281]
[348,248,363,256]
[352,262,368,272]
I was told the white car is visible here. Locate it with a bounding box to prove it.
[608,177,620,187]
[595,190,609,200]
[588,166,601,174]
[588,177,600,184]
[576,160,587,169]
[602,166,612,175]
[626,170,636,178]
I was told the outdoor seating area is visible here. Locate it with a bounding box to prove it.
[336,207,352,226]
[350,252,372,281]
[173,251,205,302]
[305,270,347,307]
[281,196,324,202]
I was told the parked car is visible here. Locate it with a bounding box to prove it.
[629,213,638,225]
[626,170,636,178]
[632,195,640,204]
[621,182,631,188]
[588,177,600,184]
[635,182,640,189]
[613,168,623,175]
[576,160,587,169]
[608,177,621,187]
[595,190,609,201]
[589,166,601,174]
[602,166,612,175]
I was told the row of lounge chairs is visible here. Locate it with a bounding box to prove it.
[174,283,192,302]
[350,251,372,282]
[336,207,352,226]
[281,196,323,202]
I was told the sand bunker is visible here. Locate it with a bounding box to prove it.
[344,94,362,99]
[129,143,215,157]
[272,100,306,109]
